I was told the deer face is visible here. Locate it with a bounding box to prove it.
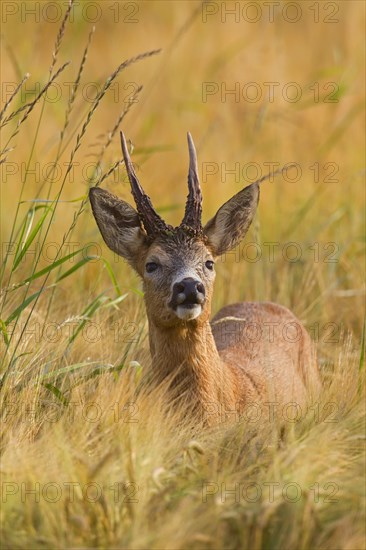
[89,132,260,327]
[140,232,216,326]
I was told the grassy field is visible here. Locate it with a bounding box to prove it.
[1,1,365,549]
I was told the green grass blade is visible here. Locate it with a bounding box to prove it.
[40,361,107,380]
[131,287,144,298]
[68,294,108,344]
[8,205,48,271]
[100,257,122,296]
[12,208,35,264]
[0,320,10,345]
[42,383,69,405]
[13,248,86,288]
[100,293,128,310]
[12,206,52,271]
[5,289,45,326]
[22,195,87,204]
[56,255,97,283]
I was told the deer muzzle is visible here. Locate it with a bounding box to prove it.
[170,277,205,321]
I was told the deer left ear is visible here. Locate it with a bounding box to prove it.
[89,187,148,270]
[203,182,259,256]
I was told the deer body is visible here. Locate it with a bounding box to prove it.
[147,299,315,424]
[90,132,320,425]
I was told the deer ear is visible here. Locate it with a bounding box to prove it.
[89,187,148,269]
[203,182,259,256]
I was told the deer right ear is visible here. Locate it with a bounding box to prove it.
[203,182,259,256]
[89,187,148,268]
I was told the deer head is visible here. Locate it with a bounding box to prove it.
[89,132,259,328]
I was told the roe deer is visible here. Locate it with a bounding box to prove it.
[89,132,320,425]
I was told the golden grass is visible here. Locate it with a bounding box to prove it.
[1,1,365,549]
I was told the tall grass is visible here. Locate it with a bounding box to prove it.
[0,0,159,393]
[1,2,365,549]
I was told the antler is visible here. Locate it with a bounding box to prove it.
[180,132,202,233]
[120,131,171,236]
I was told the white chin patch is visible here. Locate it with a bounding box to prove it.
[176,305,202,321]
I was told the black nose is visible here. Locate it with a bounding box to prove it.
[172,277,205,307]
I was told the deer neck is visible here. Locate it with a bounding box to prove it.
[147,318,239,421]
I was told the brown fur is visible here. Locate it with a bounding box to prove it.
[89,135,321,426]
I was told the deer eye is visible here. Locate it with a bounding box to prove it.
[146,262,159,273]
[205,260,214,271]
